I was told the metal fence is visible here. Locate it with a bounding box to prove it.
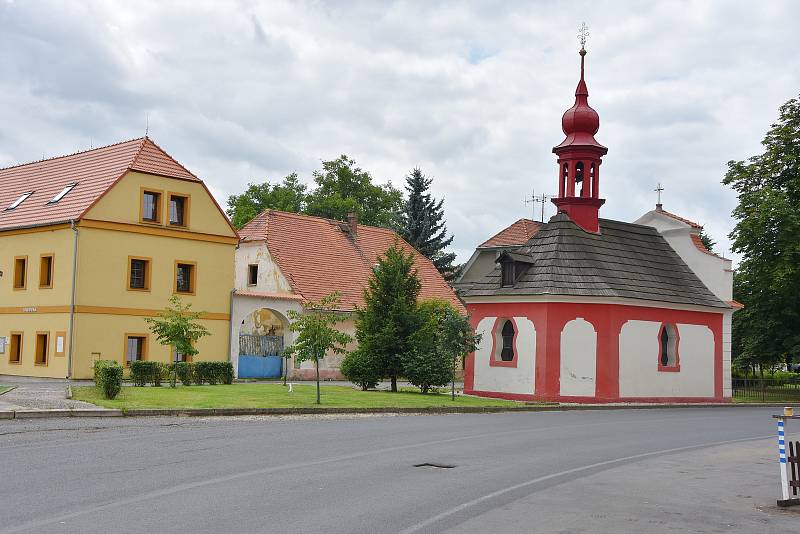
[733,378,800,402]
[239,335,284,357]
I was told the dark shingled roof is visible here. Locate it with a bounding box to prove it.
[458,213,728,309]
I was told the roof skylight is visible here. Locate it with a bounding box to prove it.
[6,191,34,211]
[48,183,77,204]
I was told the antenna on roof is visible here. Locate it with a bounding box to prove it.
[145,113,150,137]
[523,189,537,220]
[534,192,555,222]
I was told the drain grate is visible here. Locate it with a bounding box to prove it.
[414,463,456,469]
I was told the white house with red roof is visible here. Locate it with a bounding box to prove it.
[456,46,737,403]
[231,209,464,379]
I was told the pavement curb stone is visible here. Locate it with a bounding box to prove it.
[1,402,795,419]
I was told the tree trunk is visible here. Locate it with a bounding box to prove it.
[283,356,288,386]
[315,356,321,405]
[391,375,397,392]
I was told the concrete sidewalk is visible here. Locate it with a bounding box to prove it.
[0,376,98,412]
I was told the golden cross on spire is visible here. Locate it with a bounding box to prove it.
[578,22,589,52]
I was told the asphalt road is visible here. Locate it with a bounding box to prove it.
[0,408,793,533]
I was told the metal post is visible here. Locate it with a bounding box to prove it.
[778,417,790,502]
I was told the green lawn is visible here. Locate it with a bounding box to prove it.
[0,385,11,395]
[72,384,520,410]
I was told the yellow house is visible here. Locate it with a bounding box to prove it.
[0,138,237,379]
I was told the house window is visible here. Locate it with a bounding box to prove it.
[35,332,49,366]
[125,335,147,365]
[141,190,161,223]
[49,183,76,204]
[175,262,196,294]
[6,191,33,211]
[9,333,22,364]
[172,347,192,362]
[501,261,515,287]
[13,256,27,289]
[169,193,189,227]
[248,264,259,286]
[499,320,515,362]
[39,254,54,288]
[658,323,680,370]
[128,257,151,290]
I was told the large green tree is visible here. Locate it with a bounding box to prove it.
[226,156,403,229]
[353,242,421,392]
[398,168,457,279]
[304,155,403,228]
[723,94,800,371]
[226,173,307,228]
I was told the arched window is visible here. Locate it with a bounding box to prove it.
[561,163,569,196]
[500,320,515,361]
[659,323,679,369]
[589,162,596,197]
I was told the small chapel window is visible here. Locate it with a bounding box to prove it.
[659,323,679,370]
[500,320,515,362]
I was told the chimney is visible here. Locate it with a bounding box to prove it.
[347,212,358,237]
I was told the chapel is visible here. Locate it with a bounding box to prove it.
[456,42,737,402]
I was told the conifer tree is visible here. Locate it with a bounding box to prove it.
[399,168,457,279]
[352,242,421,392]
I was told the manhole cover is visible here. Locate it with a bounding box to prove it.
[414,463,455,469]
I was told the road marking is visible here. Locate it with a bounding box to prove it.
[398,434,772,534]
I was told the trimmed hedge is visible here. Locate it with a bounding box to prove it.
[93,360,123,399]
[172,362,194,386]
[130,360,164,387]
[194,361,234,385]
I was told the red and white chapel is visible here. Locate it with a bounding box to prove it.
[457,42,737,403]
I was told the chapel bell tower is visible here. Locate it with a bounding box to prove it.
[551,24,607,233]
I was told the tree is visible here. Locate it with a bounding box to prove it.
[698,229,716,251]
[283,293,352,404]
[437,305,482,400]
[304,155,403,228]
[402,299,481,395]
[398,168,457,279]
[226,173,307,228]
[723,93,800,371]
[144,295,210,387]
[354,242,421,392]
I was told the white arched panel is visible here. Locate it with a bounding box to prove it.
[559,318,597,397]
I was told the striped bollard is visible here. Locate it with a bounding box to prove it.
[778,417,790,502]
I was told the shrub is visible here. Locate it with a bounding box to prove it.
[172,362,195,386]
[402,299,457,393]
[130,360,163,387]
[93,360,123,399]
[341,349,381,391]
[194,361,233,385]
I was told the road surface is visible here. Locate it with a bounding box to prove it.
[1,408,795,533]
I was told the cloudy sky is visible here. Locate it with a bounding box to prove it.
[1,0,798,263]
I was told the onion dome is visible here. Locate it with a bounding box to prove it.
[554,49,606,151]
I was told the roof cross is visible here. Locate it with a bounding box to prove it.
[655,182,664,208]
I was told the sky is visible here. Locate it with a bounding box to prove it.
[1,0,798,264]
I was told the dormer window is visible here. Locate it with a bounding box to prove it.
[6,191,33,211]
[48,183,76,204]
[501,261,515,287]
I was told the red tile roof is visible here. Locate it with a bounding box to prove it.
[655,206,703,229]
[478,218,542,248]
[239,210,465,313]
[0,137,198,231]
